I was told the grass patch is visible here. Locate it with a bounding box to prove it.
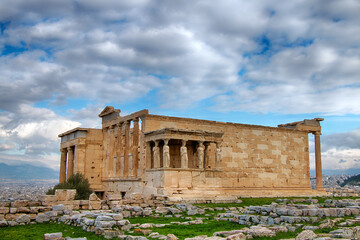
[148,220,246,240]
[0,222,108,240]
[129,216,189,224]
[314,227,333,234]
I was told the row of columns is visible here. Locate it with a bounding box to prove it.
[150,139,221,169]
[103,118,140,179]
[59,146,75,183]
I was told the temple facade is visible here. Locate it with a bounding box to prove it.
[58,106,326,201]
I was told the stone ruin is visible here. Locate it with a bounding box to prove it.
[58,106,327,202]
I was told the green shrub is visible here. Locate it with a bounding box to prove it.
[46,173,92,200]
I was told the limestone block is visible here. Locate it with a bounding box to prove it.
[36,214,50,223]
[28,201,42,207]
[44,232,63,240]
[10,208,17,214]
[178,172,192,188]
[95,220,116,228]
[129,193,142,200]
[108,193,122,201]
[89,193,100,201]
[0,207,9,214]
[247,226,275,237]
[257,144,268,150]
[45,211,58,218]
[0,220,7,227]
[89,193,101,210]
[55,189,76,201]
[16,214,30,224]
[164,171,179,188]
[295,230,317,240]
[83,218,95,226]
[96,215,113,221]
[17,207,31,213]
[41,195,57,203]
[167,234,178,240]
[12,200,28,208]
[0,202,10,207]
[112,213,123,221]
[5,213,23,220]
[52,204,65,212]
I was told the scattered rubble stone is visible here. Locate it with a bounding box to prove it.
[44,232,63,240]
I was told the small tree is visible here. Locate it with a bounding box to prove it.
[46,173,92,200]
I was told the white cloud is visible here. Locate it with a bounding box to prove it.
[0,104,80,166]
[1,0,360,169]
[0,142,17,151]
[67,105,103,128]
[322,148,360,170]
[1,0,360,113]
[12,119,79,140]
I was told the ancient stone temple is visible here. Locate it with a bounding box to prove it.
[58,106,326,201]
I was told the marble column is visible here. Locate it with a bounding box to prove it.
[215,142,221,168]
[180,140,188,169]
[163,139,170,168]
[132,118,139,177]
[116,123,122,177]
[108,125,115,177]
[314,132,324,190]
[67,146,74,180]
[103,127,109,178]
[124,121,130,178]
[153,140,160,168]
[75,144,86,175]
[197,141,204,169]
[59,148,67,183]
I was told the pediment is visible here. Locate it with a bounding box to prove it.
[98,106,121,117]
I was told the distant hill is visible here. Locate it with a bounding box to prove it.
[341,174,360,187]
[310,169,360,176]
[0,163,59,180]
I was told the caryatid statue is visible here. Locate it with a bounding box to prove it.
[215,142,221,168]
[180,140,188,168]
[163,139,170,168]
[153,140,160,168]
[197,141,204,169]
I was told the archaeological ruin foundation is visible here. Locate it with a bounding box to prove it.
[58,106,326,201]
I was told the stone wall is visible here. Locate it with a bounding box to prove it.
[144,114,312,197]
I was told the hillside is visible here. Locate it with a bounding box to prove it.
[0,163,58,180]
[341,174,360,187]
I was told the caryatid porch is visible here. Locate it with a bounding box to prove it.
[143,128,224,195]
[144,128,224,170]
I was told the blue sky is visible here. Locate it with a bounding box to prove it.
[0,0,360,172]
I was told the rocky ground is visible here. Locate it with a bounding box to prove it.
[2,197,360,240]
[0,174,356,202]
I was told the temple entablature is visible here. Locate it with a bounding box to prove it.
[144,128,223,143]
[278,118,324,134]
[59,127,88,143]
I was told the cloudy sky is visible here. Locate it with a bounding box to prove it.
[1,0,360,172]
